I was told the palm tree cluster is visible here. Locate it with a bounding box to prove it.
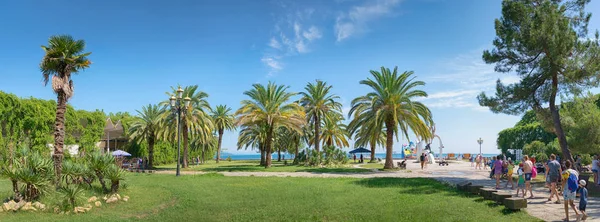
[40,35,434,172]
[128,86,235,169]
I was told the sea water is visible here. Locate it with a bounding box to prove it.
[217,153,499,160]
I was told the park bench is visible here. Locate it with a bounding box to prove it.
[456,181,472,192]
[491,192,513,204]
[504,197,527,210]
[480,188,498,200]
[467,185,483,195]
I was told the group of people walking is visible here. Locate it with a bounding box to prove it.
[481,154,590,221]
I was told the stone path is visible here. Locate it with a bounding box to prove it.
[155,161,599,221]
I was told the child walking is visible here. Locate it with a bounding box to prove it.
[505,160,514,189]
[579,180,588,221]
[515,163,525,198]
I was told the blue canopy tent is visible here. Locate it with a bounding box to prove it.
[349,148,371,154]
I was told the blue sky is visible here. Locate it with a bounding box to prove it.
[1,0,599,155]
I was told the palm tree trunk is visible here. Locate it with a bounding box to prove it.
[96,170,109,193]
[370,141,376,162]
[12,179,21,201]
[294,142,299,164]
[277,147,281,162]
[384,120,394,169]
[148,136,155,168]
[217,129,224,163]
[182,123,189,168]
[549,73,574,165]
[260,144,266,166]
[53,92,67,184]
[314,115,320,155]
[265,127,273,168]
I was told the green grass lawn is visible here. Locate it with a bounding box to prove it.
[0,174,541,221]
[155,160,373,173]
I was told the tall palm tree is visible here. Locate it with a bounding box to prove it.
[299,80,342,156]
[349,67,433,169]
[129,104,163,168]
[40,35,91,180]
[236,82,305,168]
[211,105,235,163]
[161,85,213,168]
[320,113,349,148]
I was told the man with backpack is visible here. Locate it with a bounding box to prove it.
[561,160,580,221]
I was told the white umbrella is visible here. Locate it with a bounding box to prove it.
[112,150,131,157]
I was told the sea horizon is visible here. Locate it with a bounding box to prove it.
[217,153,500,160]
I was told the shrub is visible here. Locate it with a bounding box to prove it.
[105,164,127,193]
[535,153,548,163]
[580,154,592,166]
[226,156,232,162]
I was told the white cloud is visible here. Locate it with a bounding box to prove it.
[261,8,323,76]
[335,0,402,42]
[269,38,281,50]
[261,56,283,75]
[303,26,322,41]
[421,49,520,111]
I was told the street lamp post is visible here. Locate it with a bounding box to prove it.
[477,137,483,156]
[169,86,191,177]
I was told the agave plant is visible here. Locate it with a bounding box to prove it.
[62,160,90,186]
[104,164,126,193]
[16,151,54,201]
[88,152,114,193]
[59,185,86,210]
[0,160,22,201]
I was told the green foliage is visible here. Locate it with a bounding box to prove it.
[349,67,433,169]
[561,94,600,154]
[580,154,592,166]
[535,153,548,163]
[523,141,546,156]
[497,110,556,153]
[322,146,349,166]
[0,91,107,157]
[236,82,305,168]
[58,185,85,210]
[226,156,232,162]
[299,80,343,152]
[105,164,127,193]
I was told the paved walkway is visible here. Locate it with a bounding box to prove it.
[155,161,599,221]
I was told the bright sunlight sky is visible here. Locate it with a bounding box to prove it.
[1,0,599,155]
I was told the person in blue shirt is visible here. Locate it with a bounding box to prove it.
[579,180,588,221]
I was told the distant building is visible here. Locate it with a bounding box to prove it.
[98,118,127,153]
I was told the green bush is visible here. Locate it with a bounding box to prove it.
[535,153,548,163]
[226,156,232,162]
[580,154,592,166]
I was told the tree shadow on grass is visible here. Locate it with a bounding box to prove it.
[299,168,372,173]
[202,165,268,172]
[352,178,446,195]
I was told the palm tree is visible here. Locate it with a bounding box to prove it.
[320,113,349,148]
[40,35,91,180]
[237,123,268,166]
[299,80,342,156]
[236,82,305,168]
[162,85,213,168]
[190,134,217,164]
[211,105,235,163]
[349,67,433,169]
[348,118,386,162]
[129,104,163,168]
